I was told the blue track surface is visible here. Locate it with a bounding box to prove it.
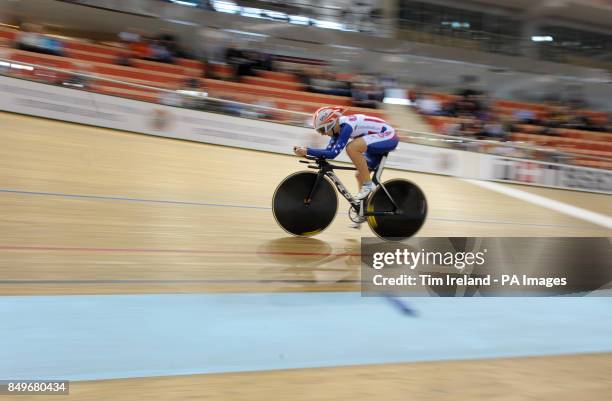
[2,292,612,381]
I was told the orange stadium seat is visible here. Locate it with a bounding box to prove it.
[9,46,386,119]
[429,92,459,104]
[515,124,543,134]
[7,50,181,89]
[0,26,18,41]
[63,40,123,57]
[131,59,200,76]
[494,99,551,113]
[91,63,185,85]
[510,133,531,142]
[556,128,611,142]
[10,50,76,70]
[511,133,612,158]
[557,147,612,158]
[207,63,233,79]
[63,48,201,77]
[241,76,305,92]
[201,78,353,106]
[255,70,301,83]
[575,159,612,169]
[423,115,468,133]
[65,49,116,65]
[3,29,389,120]
[578,110,609,126]
[335,73,355,81]
[177,58,203,70]
[65,40,203,74]
[206,92,387,120]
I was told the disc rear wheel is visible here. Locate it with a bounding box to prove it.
[366,179,427,240]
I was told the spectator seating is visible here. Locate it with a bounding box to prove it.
[1,25,389,120]
[575,159,612,169]
[2,24,608,168]
[0,26,17,41]
[202,78,352,106]
[421,91,611,166]
[241,76,305,92]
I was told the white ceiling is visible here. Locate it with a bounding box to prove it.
[305,0,612,29]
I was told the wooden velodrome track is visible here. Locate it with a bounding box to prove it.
[1,111,611,400]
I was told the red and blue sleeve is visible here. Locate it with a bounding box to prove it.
[306,124,353,159]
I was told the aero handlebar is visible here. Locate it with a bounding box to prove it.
[299,156,357,171]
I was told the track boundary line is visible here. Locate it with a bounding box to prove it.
[463,179,612,230]
[0,187,604,230]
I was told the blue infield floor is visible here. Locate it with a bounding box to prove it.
[2,292,612,381]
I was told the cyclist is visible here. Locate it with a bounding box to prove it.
[294,106,399,228]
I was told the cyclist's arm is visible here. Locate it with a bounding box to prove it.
[306,124,353,159]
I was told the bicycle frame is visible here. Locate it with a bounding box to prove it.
[301,156,400,216]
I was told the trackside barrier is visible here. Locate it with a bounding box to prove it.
[0,70,610,194]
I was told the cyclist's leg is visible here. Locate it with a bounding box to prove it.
[349,133,399,227]
[363,132,399,171]
[346,137,370,189]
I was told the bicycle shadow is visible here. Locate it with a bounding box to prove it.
[256,237,360,289]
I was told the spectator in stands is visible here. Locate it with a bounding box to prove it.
[334,80,352,97]
[120,29,181,64]
[513,108,537,125]
[308,70,351,97]
[462,119,483,138]
[364,77,385,104]
[251,50,273,72]
[480,115,507,140]
[415,92,442,115]
[147,39,174,63]
[183,75,202,90]
[310,70,328,93]
[155,29,191,60]
[454,92,482,118]
[407,87,421,106]
[118,29,141,45]
[354,83,383,108]
[132,39,152,59]
[295,66,315,86]
[351,82,376,108]
[117,28,141,66]
[17,23,64,57]
[545,105,575,129]
[116,51,132,66]
[225,43,254,80]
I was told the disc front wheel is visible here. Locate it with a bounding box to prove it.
[272,171,338,236]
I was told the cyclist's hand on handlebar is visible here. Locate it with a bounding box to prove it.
[293,146,307,157]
